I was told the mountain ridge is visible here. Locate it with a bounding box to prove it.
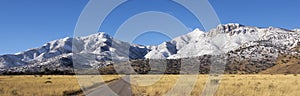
[1,23,299,74]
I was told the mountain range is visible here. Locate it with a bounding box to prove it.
[1,23,299,74]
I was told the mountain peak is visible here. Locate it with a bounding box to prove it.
[221,23,244,26]
[217,23,245,31]
[97,32,110,37]
[84,32,112,39]
[192,28,202,32]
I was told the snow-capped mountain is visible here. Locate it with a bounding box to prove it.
[1,23,299,73]
[0,37,73,68]
[146,23,300,59]
[0,32,149,72]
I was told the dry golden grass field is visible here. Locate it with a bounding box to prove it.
[131,74,300,96]
[0,74,299,96]
[0,75,119,96]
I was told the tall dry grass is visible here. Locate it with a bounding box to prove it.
[0,75,80,96]
[1,75,299,96]
[0,75,119,96]
[131,74,300,96]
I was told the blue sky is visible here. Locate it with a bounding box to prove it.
[0,0,299,55]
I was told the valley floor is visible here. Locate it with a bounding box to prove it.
[0,74,299,96]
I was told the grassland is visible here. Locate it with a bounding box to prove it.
[0,75,119,96]
[131,74,300,96]
[0,74,299,96]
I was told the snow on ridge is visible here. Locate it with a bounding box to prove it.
[146,23,300,59]
[0,32,152,69]
[1,23,300,69]
[292,29,300,32]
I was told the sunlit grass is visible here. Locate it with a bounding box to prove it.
[131,74,300,96]
[0,74,299,96]
[0,75,119,96]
